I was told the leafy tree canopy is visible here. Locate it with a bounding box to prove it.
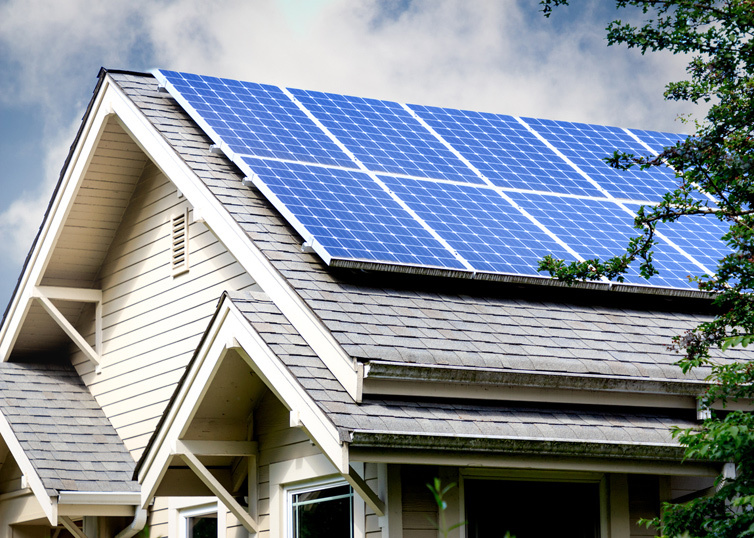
[539,1,754,537]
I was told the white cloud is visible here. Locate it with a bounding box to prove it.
[0,0,700,298]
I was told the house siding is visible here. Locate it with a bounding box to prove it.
[70,161,258,459]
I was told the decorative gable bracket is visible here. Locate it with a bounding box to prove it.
[31,286,103,373]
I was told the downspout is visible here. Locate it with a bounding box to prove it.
[114,507,149,538]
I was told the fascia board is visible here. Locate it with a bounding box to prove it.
[0,78,115,362]
[138,299,346,507]
[104,77,361,401]
[0,411,57,524]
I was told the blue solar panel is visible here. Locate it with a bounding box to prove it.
[409,105,603,197]
[506,192,703,288]
[524,117,678,202]
[158,70,730,290]
[156,70,355,167]
[379,176,573,275]
[240,157,467,269]
[624,203,730,276]
[288,88,483,183]
[630,128,688,154]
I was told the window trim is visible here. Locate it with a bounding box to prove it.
[285,478,354,538]
[270,454,363,538]
[170,497,225,538]
[459,469,608,538]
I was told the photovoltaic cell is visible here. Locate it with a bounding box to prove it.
[156,70,355,167]
[630,128,688,154]
[379,176,574,275]
[524,117,678,202]
[624,203,730,276]
[409,105,603,197]
[507,192,702,289]
[288,88,483,183]
[240,157,466,269]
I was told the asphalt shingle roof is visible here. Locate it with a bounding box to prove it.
[229,290,694,457]
[108,70,745,384]
[0,363,138,494]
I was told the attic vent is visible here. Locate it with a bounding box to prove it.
[171,209,190,276]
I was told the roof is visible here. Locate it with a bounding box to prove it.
[108,71,742,385]
[0,363,138,494]
[230,290,692,460]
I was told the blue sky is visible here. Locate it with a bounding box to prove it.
[0,0,697,311]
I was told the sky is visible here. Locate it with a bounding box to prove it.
[0,0,698,311]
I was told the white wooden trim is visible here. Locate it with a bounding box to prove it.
[35,286,102,303]
[0,78,114,362]
[0,409,57,524]
[176,447,258,533]
[32,292,100,366]
[345,465,385,517]
[60,516,89,538]
[105,79,360,400]
[177,440,258,457]
[57,492,141,506]
[138,298,348,512]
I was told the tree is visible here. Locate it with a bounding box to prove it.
[538,1,754,537]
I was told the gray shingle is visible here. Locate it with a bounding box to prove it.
[0,363,138,495]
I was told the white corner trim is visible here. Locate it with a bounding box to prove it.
[0,411,57,524]
[104,78,360,400]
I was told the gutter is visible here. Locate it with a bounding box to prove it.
[349,430,687,461]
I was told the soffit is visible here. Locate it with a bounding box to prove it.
[10,118,147,358]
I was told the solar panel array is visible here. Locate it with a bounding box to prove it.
[156,69,729,290]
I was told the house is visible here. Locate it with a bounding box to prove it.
[0,67,738,537]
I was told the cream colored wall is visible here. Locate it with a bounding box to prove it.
[70,161,258,460]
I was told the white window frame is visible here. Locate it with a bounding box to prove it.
[170,497,226,538]
[286,477,354,538]
[270,454,364,538]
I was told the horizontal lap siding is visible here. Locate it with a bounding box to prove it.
[402,465,438,538]
[256,391,320,537]
[72,163,257,460]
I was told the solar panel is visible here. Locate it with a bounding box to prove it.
[507,192,704,289]
[157,70,355,167]
[630,128,688,154]
[289,88,482,183]
[623,203,730,276]
[409,105,603,197]
[523,117,678,202]
[379,176,574,275]
[240,157,467,269]
[156,69,721,291]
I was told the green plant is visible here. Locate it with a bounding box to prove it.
[426,478,466,538]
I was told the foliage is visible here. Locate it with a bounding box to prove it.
[539,1,754,537]
[426,478,466,538]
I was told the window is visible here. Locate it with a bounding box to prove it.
[177,502,222,538]
[287,481,353,538]
[465,479,600,538]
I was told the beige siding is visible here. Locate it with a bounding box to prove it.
[70,162,258,459]
[401,466,438,538]
[256,391,322,538]
[628,475,660,538]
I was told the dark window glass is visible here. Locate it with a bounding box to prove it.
[188,514,217,538]
[292,484,353,538]
[465,479,600,538]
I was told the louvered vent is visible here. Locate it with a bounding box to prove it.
[171,209,189,276]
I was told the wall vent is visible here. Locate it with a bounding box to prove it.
[171,208,190,276]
